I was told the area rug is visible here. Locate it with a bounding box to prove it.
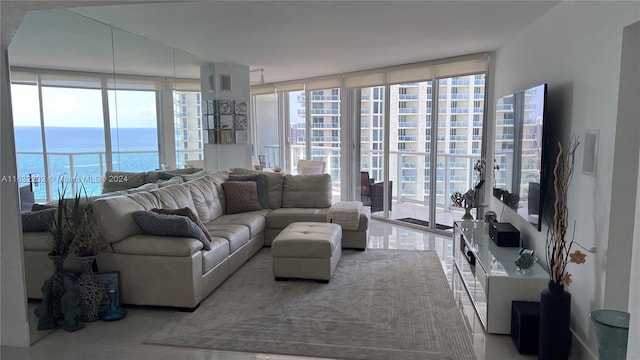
[397,217,453,230]
[145,248,474,360]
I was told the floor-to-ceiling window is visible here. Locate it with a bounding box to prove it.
[10,69,193,202]
[173,90,204,168]
[250,54,489,230]
[252,92,279,168]
[109,89,159,173]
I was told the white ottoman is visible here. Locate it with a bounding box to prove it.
[271,222,342,283]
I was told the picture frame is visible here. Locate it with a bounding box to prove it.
[97,271,121,310]
[218,100,233,115]
[234,100,247,115]
[582,129,599,177]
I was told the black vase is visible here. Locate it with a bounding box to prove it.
[48,253,67,322]
[76,255,104,322]
[539,281,572,359]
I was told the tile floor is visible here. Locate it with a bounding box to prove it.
[2,220,535,360]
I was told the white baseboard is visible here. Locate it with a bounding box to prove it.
[570,328,597,360]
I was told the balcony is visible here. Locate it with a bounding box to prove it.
[496,104,513,111]
[398,121,418,128]
[495,134,514,140]
[16,150,161,202]
[312,136,340,142]
[474,93,484,99]
[311,123,339,129]
[310,95,340,101]
[309,109,339,115]
[472,121,483,127]
[473,107,484,113]
[451,78,470,86]
[450,121,468,127]
[450,108,468,114]
[398,135,418,142]
[450,135,469,141]
[496,119,514,126]
[450,93,470,100]
[398,108,418,114]
[399,94,419,100]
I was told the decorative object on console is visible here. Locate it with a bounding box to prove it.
[450,158,486,220]
[540,139,597,360]
[489,222,520,247]
[484,210,497,223]
[515,248,536,270]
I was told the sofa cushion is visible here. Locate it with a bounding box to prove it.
[210,211,268,238]
[23,231,53,251]
[282,174,332,208]
[156,176,183,187]
[228,174,269,209]
[205,171,230,214]
[102,170,148,193]
[204,223,251,253]
[181,170,210,182]
[132,211,211,251]
[92,192,161,244]
[110,234,203,256]
[187,175,224,223]
[151,183,196,213]
[21,208,56,232]
[266,208,329,230]
[202,237,231,273]
[222,181,262,214]
[126,182,160,194]
[151,207,212,242]
[230,168,284,209]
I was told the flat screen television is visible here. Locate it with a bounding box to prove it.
[493,83,547,231]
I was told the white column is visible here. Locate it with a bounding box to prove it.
[1,46,31,347]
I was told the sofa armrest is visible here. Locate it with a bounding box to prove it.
[111,235,203,256]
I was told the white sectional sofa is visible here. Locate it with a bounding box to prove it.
[23,169,370,309]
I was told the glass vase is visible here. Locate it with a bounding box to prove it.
[100,289,127,321]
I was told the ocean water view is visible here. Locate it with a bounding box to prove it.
[14,126,159,201]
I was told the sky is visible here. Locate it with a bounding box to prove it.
[11,84,158,128]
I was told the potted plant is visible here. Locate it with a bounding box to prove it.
[39,180,80,326]
[69,186,105,322]
[539,139,597,359]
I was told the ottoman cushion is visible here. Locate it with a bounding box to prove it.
[271,222,341,258]
[271,222,342,282]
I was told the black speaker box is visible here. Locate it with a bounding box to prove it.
[489,222,520,247]
[511,301,540,355]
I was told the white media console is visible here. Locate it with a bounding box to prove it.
[453,221,548,334]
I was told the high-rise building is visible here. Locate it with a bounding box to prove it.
[173,91,204,168]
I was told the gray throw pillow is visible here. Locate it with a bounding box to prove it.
[132,211,212,251]
[228,174,269,209]
[150,207,212,242]
[21,208,57,232]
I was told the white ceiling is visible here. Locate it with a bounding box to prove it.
[8,1,560,83]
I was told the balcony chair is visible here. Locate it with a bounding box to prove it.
[360,171,392,213]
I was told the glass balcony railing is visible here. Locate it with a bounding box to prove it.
[399,94,419,100]
[496,104,513,111]
[16,150,160,202]
[398,108,418,114]
[309,109,340,115]
[450,121,468,127]
[398,122,418,128]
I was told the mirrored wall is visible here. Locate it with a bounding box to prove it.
[10,8,205,202]
[8,7,205,342]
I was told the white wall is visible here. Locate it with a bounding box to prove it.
[1,47,31,347]
[492,2,640,358]
[624,20,640,360]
